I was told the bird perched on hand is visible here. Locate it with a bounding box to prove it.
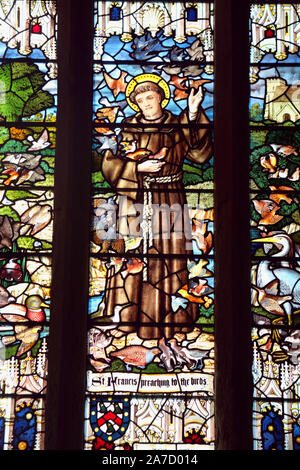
[20,204,52,236]
[0,295,49,356]
[27,129,51,151]
[110,345,160,371]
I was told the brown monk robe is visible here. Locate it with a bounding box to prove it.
[101,90,212,340]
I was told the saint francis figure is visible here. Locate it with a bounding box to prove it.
[100,73,213,369]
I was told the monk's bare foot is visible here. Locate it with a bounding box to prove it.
[110,329,126,338]
[174,333,186,342]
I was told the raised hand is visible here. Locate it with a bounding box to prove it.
[188,85,204,115]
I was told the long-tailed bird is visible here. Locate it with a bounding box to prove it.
[110,345,160,371]
[20,204,52,236]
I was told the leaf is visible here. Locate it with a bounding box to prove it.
[0,138,29,153]
[0,206,19,221]
[40,160,55,174]
[11,62,37,80]
[11,76,34,102]
[5,190,39,201]
[0,63,11,93]
[0,92,24,121]
[23,90,54,117]
[16,236,52,250]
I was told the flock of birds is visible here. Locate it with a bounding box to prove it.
[0,130,53,358]
[88,318,211,373]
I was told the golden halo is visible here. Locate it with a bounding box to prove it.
[126,74,170,112]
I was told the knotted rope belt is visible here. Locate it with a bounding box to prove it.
[141,171,183,280]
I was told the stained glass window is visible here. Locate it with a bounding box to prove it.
[85,0,215,450]
[0,0,57,450]
[250,3,300,450]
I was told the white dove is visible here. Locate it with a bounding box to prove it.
[27,129,51,151]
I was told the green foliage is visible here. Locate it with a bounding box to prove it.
[0,127,10,145]
[92,171,110,188]
[0,62,54,121]
[40,160,54,174]
[202,167,214,181]
[132,363,166,374]
[105,358,126,372]
[5,190,39,201]
[250,130,268,150]
[183,172,203,185]
[0,206,19,221]
[0,138,28,154]
[250,103,263,121]
[198,303,214,319]
[16,236,52,250]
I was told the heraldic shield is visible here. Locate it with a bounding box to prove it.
[90,397,130,444]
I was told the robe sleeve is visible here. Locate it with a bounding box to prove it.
[101,130,140,201]
[179,107,213,164]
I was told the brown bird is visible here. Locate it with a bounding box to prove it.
[252,199,283,226]
[96,107,119,123]
[269,186,293,205]
[191,219,213,254]
[260,154,277,174]
[89,357,111,373]
[121,258,144,279]
[104,71,127,98]
[0,285,15,307]
[110,345,160,371]
[252,279,292,316]
[1,323,42,357]
[170,75,211,101]
[20,204,52,236]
